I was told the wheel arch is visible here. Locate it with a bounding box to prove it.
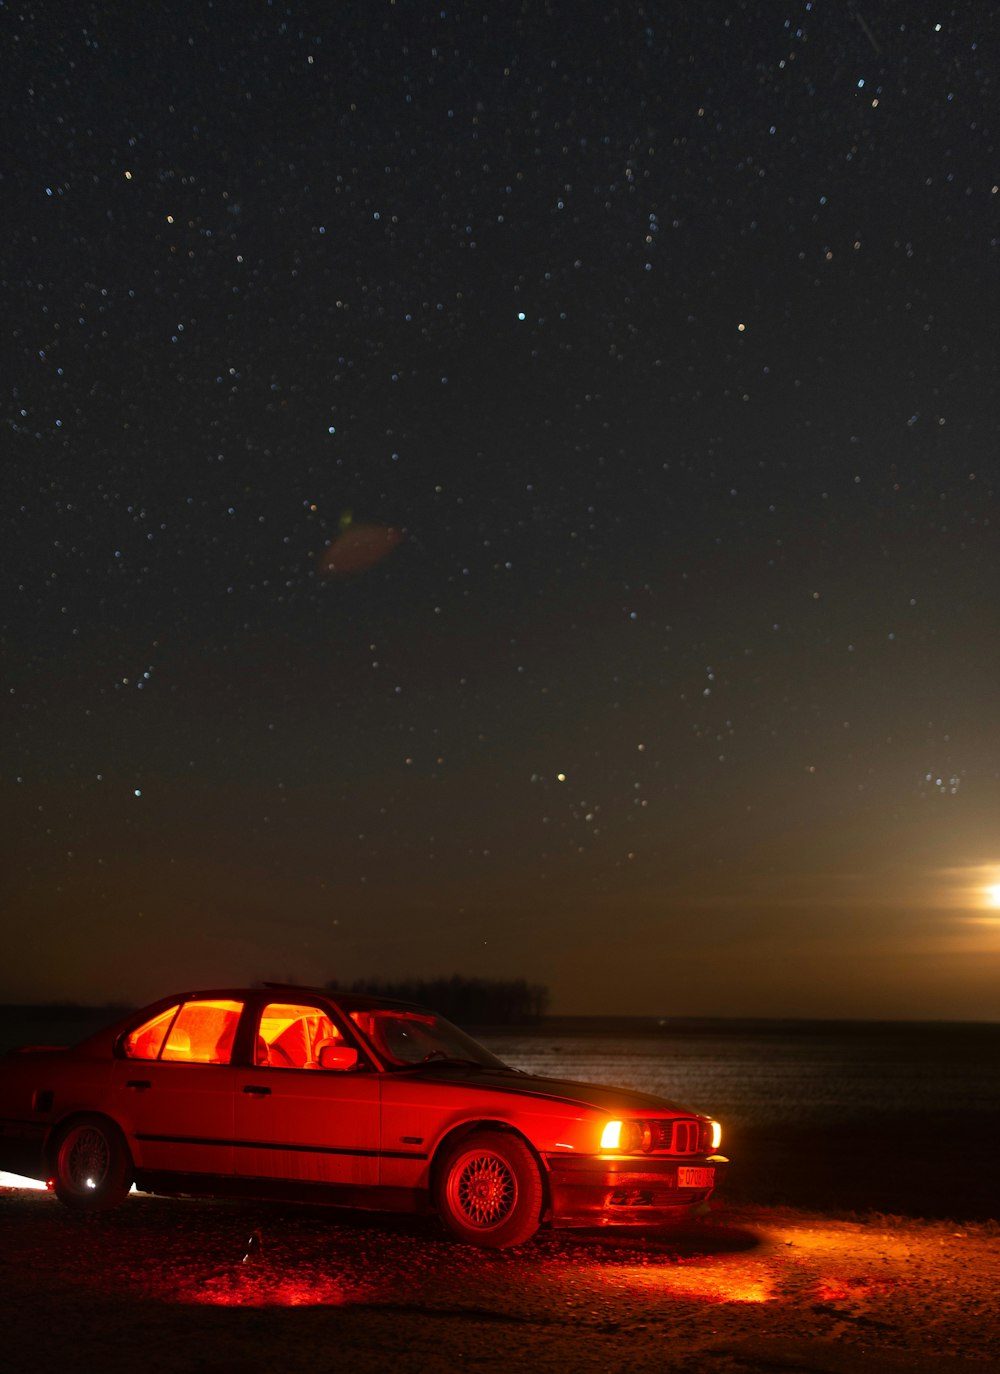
[429,1119,551,1219]
[43,1109,135,1176]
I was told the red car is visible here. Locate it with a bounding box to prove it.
[0,986,727,1248]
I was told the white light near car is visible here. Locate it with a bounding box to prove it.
[710,1120,722,1150]
[0,1171,47,1191]
[600,1120,623,1150]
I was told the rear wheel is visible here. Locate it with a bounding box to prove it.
[435,1130,543,1248]
[52,1115,132,1212]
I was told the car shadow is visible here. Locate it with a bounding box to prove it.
[541,1218,764,1260]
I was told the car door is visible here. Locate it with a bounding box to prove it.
[233,999,379,1186]
[110,998,242,1177]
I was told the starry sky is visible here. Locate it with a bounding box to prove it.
[4,1,999,1019]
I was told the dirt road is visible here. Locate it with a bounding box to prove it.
[2,1187,998,1373]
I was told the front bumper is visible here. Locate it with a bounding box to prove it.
[545,1153,728,1228]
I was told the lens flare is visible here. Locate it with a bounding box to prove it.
[320,521,402,574]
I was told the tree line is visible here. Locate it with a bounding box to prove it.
[324,974,549,1026]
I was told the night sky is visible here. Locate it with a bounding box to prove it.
[5,2,999,1019]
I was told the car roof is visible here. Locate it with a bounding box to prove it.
[70,986,432,1052]
[150,986,428,1014]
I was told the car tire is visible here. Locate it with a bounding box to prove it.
[435,1130,543,1248]
[52,1115,133,1212]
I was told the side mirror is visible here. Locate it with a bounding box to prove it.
[318,1044,359,1071]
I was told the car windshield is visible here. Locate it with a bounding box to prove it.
[349,1007,509,1070]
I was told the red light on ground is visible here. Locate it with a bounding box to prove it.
[816,1275,877,1303]
[191,1276,352,1307]
[817,1281,852,1302]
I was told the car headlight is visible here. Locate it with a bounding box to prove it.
[603,1118,722,1154]
[600,1120,623,1150]
[600,1119,654,1153]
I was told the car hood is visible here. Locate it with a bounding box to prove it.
[417,1064,702,1117]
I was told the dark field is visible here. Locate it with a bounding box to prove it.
[2,1189,998,1373]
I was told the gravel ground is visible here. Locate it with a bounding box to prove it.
[3,1187,998,1373]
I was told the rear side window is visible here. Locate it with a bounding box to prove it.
[124,1000,244,1063]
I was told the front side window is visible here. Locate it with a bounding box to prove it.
[123,999,244,1063]
[257,1002,342,1069]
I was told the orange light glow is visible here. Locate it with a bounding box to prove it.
[709,1276,771,1304]
[816,1275,882,1303]
[646,1267,772,1304]
[126,999,244,1063]
[600,1120,623,1150]
[817,1279,852,1302]
[259,1002,339,1068]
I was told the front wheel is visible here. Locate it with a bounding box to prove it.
[435,1130,543,1248]
[52,1115,132,1212]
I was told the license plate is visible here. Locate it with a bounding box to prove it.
[677,1166,714,1188]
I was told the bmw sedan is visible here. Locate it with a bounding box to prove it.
[0,986,727,1248]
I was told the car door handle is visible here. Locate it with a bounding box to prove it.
[242,1084,271,1096]
[126,1079,151,1091]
